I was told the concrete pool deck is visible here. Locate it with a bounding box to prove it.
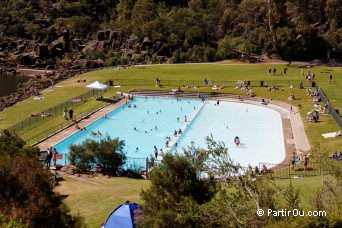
[35,91,310,167]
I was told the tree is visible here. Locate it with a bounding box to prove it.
[68,136,126,173]
[0,130,85,227]
[140,153,218,227]
[139,138,310,227]
[131,0,157,36]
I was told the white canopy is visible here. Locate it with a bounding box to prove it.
[86,81,108,90]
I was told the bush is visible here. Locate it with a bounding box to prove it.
[69,136,126,173]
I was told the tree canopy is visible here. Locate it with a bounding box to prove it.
[140,138,342,227]
[0,130,84,227]
[68,136,126,173]
[0,0,341,61]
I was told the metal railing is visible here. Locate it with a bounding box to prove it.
[27,101,107,145]
[259,161,333,179]
[108,79,309,88]
[6,89,99,134]
[315,83,342,129]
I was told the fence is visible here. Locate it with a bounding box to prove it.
[259,161,333,180]
[108,78,310,88]
[124,157,148,173]
[6,89,99,135]
[27,101,107,146]
[315,83,342,129]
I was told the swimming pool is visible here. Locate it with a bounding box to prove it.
[54,97,285,168]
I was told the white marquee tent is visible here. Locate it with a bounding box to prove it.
[86,81,108,90]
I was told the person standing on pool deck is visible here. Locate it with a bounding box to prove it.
[154,146,158,159]
[52,148,58,167]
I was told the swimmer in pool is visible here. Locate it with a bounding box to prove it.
[234,136,240,147]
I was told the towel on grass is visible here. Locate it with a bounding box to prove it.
[322,132,338,138]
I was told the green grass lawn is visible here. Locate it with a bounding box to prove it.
[55,174,332,228]
[55,176,150,228]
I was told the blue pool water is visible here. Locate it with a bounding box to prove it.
[54,97,285,168]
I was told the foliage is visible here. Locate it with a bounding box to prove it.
[68,136,126,173]
[0,130,36,158]
[0,130,85,227]
[140,153,218,227]
[54,16,96,38]
[0,214,27,228]
[0,0,341,61]
[140,138,342,227]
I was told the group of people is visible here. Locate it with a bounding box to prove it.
[304,70,315,81]
[329,151,342,161]
[291,152,309,170]
[91,130,102,136]
[288,93,295,100]
[63,108,74,120]
[174,129,182,136]
[235,80,250,90]
[306,110,319,122]
[47,147,59,167]
[212,85,226,90]
[268,67,288,76]
[306,88,321,103]
[251,165,270,175]
[153,145,165,159]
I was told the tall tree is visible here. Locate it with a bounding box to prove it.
[0,130,84,227]
[140,153,217,227]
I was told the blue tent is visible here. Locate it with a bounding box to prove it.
[105,201,142,228]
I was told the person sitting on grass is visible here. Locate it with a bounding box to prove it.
[261,165,268,173]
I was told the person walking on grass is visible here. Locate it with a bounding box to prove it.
[69,109,74,120]
[63,107,67,119]
[329,73,332,84]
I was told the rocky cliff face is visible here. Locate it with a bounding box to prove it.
[0,28,169,111]
[0,29,168,75]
